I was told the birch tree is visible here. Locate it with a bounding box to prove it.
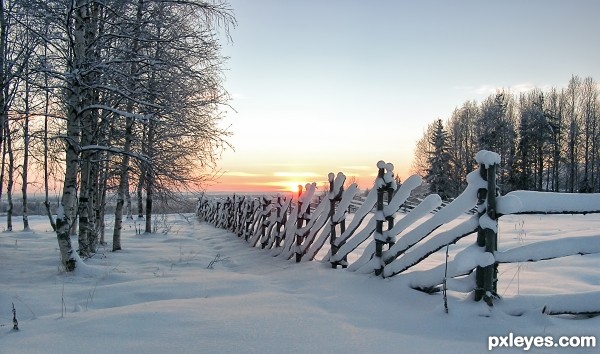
[1,0,234,269]
[1,0,38,231]
[51,0,101,269]
[130,0,234,234]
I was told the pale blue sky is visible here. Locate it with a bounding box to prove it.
[212,0,600,192]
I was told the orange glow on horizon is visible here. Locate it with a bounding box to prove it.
[205,174,308,194]
[204,167,393,195]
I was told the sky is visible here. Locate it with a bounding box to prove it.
[207,0,600,194]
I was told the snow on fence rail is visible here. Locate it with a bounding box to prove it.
[197,150,600,314]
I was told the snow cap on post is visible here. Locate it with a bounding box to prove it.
[333,172,346,193]
[475,150,501,167]
[328,172,335,182]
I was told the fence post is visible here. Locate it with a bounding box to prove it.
[274,195,283,248]
[224,197,232,230]
[259,196,271,248]
[295,185,305,262]
[373,161,397,276]
[474,162,499,305]
[235,196,244,237]
[227,195,234,232]
[328,173,346,268]
[386,179,395,248]
[244,199,253,241]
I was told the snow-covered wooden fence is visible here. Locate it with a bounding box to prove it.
[197,150,600,313]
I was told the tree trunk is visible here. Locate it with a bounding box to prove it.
[113,117,134,251]
[0,0,6,206]
[42,38,56,231]
[137,172,145,219]
[97,159,109,245]
[57,108,80,271]
[78,159,93,256]
[57,0,91,271]
[88,152,99,249]
[145,169,154,233]
[114,0,143,245]
[5,118,13,231]
[144,121,155,233]
[125,172,132,219]
[0,113,5,224]
[22,76,30,231]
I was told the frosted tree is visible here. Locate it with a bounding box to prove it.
[111,0,145,251]
[54,0,97,268]
[579,77,598,192]
[129,0,234,233]
[544,87,565,192]
[447,100,479,193]
[0,0,41,231]
[8,0,235,264]
[512,90,552,191]
[425,119,453,200]
[564,75,581,192]
[476,90,516,193]
[414,77,600,195]
[411,121,436,176]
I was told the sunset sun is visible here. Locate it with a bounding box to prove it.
[285,182,303,194]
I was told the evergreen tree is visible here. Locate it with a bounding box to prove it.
[425,119,454,200]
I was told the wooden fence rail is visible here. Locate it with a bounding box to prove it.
[197,150,600,313]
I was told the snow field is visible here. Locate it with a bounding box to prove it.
[1,214,599,353]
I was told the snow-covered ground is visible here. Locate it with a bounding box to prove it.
[1,213,599,353]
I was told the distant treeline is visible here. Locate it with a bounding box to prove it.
[0,195,197,218]
[414,75,600,199]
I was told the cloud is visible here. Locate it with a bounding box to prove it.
[457,82,556,97]
[273,172,321,177]
[473,84,498,95]
[224,171,265,177]
[231,92,248,100]
[340,165,373,172]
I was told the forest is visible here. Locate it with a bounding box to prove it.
[0,0,235,270]
[414,75,600,199]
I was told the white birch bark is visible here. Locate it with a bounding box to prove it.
[57,0,90,271]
